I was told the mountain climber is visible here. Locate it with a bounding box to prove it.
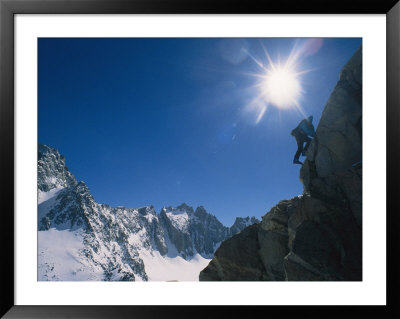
[291,116,316,165]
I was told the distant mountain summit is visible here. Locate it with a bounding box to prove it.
[37,144,259,281]
[230,216,260,236]
[38,144,77,204]
[38,144,77,192]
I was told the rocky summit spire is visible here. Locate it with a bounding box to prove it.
[38,144,77,192]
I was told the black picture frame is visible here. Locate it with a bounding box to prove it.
[1,0,399,318]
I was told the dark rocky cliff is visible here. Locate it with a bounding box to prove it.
[200,45,362,281]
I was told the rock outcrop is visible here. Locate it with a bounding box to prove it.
[200,224,268,281]
[200,45,362,281]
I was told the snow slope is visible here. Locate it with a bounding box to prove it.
[38,185,64,204]
[139,250,210,281]
[38,228,103,281]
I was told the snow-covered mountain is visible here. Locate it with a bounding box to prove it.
[38,144,259,281]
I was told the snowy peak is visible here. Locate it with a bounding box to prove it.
[230,216,260,236]
[164,203,194,215]
[38,144,77,193]
[137,205,157,216]
[163,204,193,228]
[177,202,194,213]
[194,206,209,219]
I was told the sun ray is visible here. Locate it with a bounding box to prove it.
[293,100,307,117]
[260,42,277,73]
[256,104,267,124]
[244,49,265,70]
[293,68,315,76]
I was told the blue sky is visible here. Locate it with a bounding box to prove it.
[38,37,361,226]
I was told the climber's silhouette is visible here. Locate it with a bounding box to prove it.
[291,116,316,165]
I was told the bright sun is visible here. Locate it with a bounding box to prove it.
[244,42,313,124]
[262,64,301,109]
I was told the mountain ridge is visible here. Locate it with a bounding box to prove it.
[38,144,260,281]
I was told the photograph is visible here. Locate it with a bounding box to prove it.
[2,1,398,315]
[37,37,362,282]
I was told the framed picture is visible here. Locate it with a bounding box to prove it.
[1,0,399,318]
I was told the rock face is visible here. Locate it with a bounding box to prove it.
[200,45,362,281]
[300,46,362,227]
[199,224,268,281]
[38,145,259,281]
